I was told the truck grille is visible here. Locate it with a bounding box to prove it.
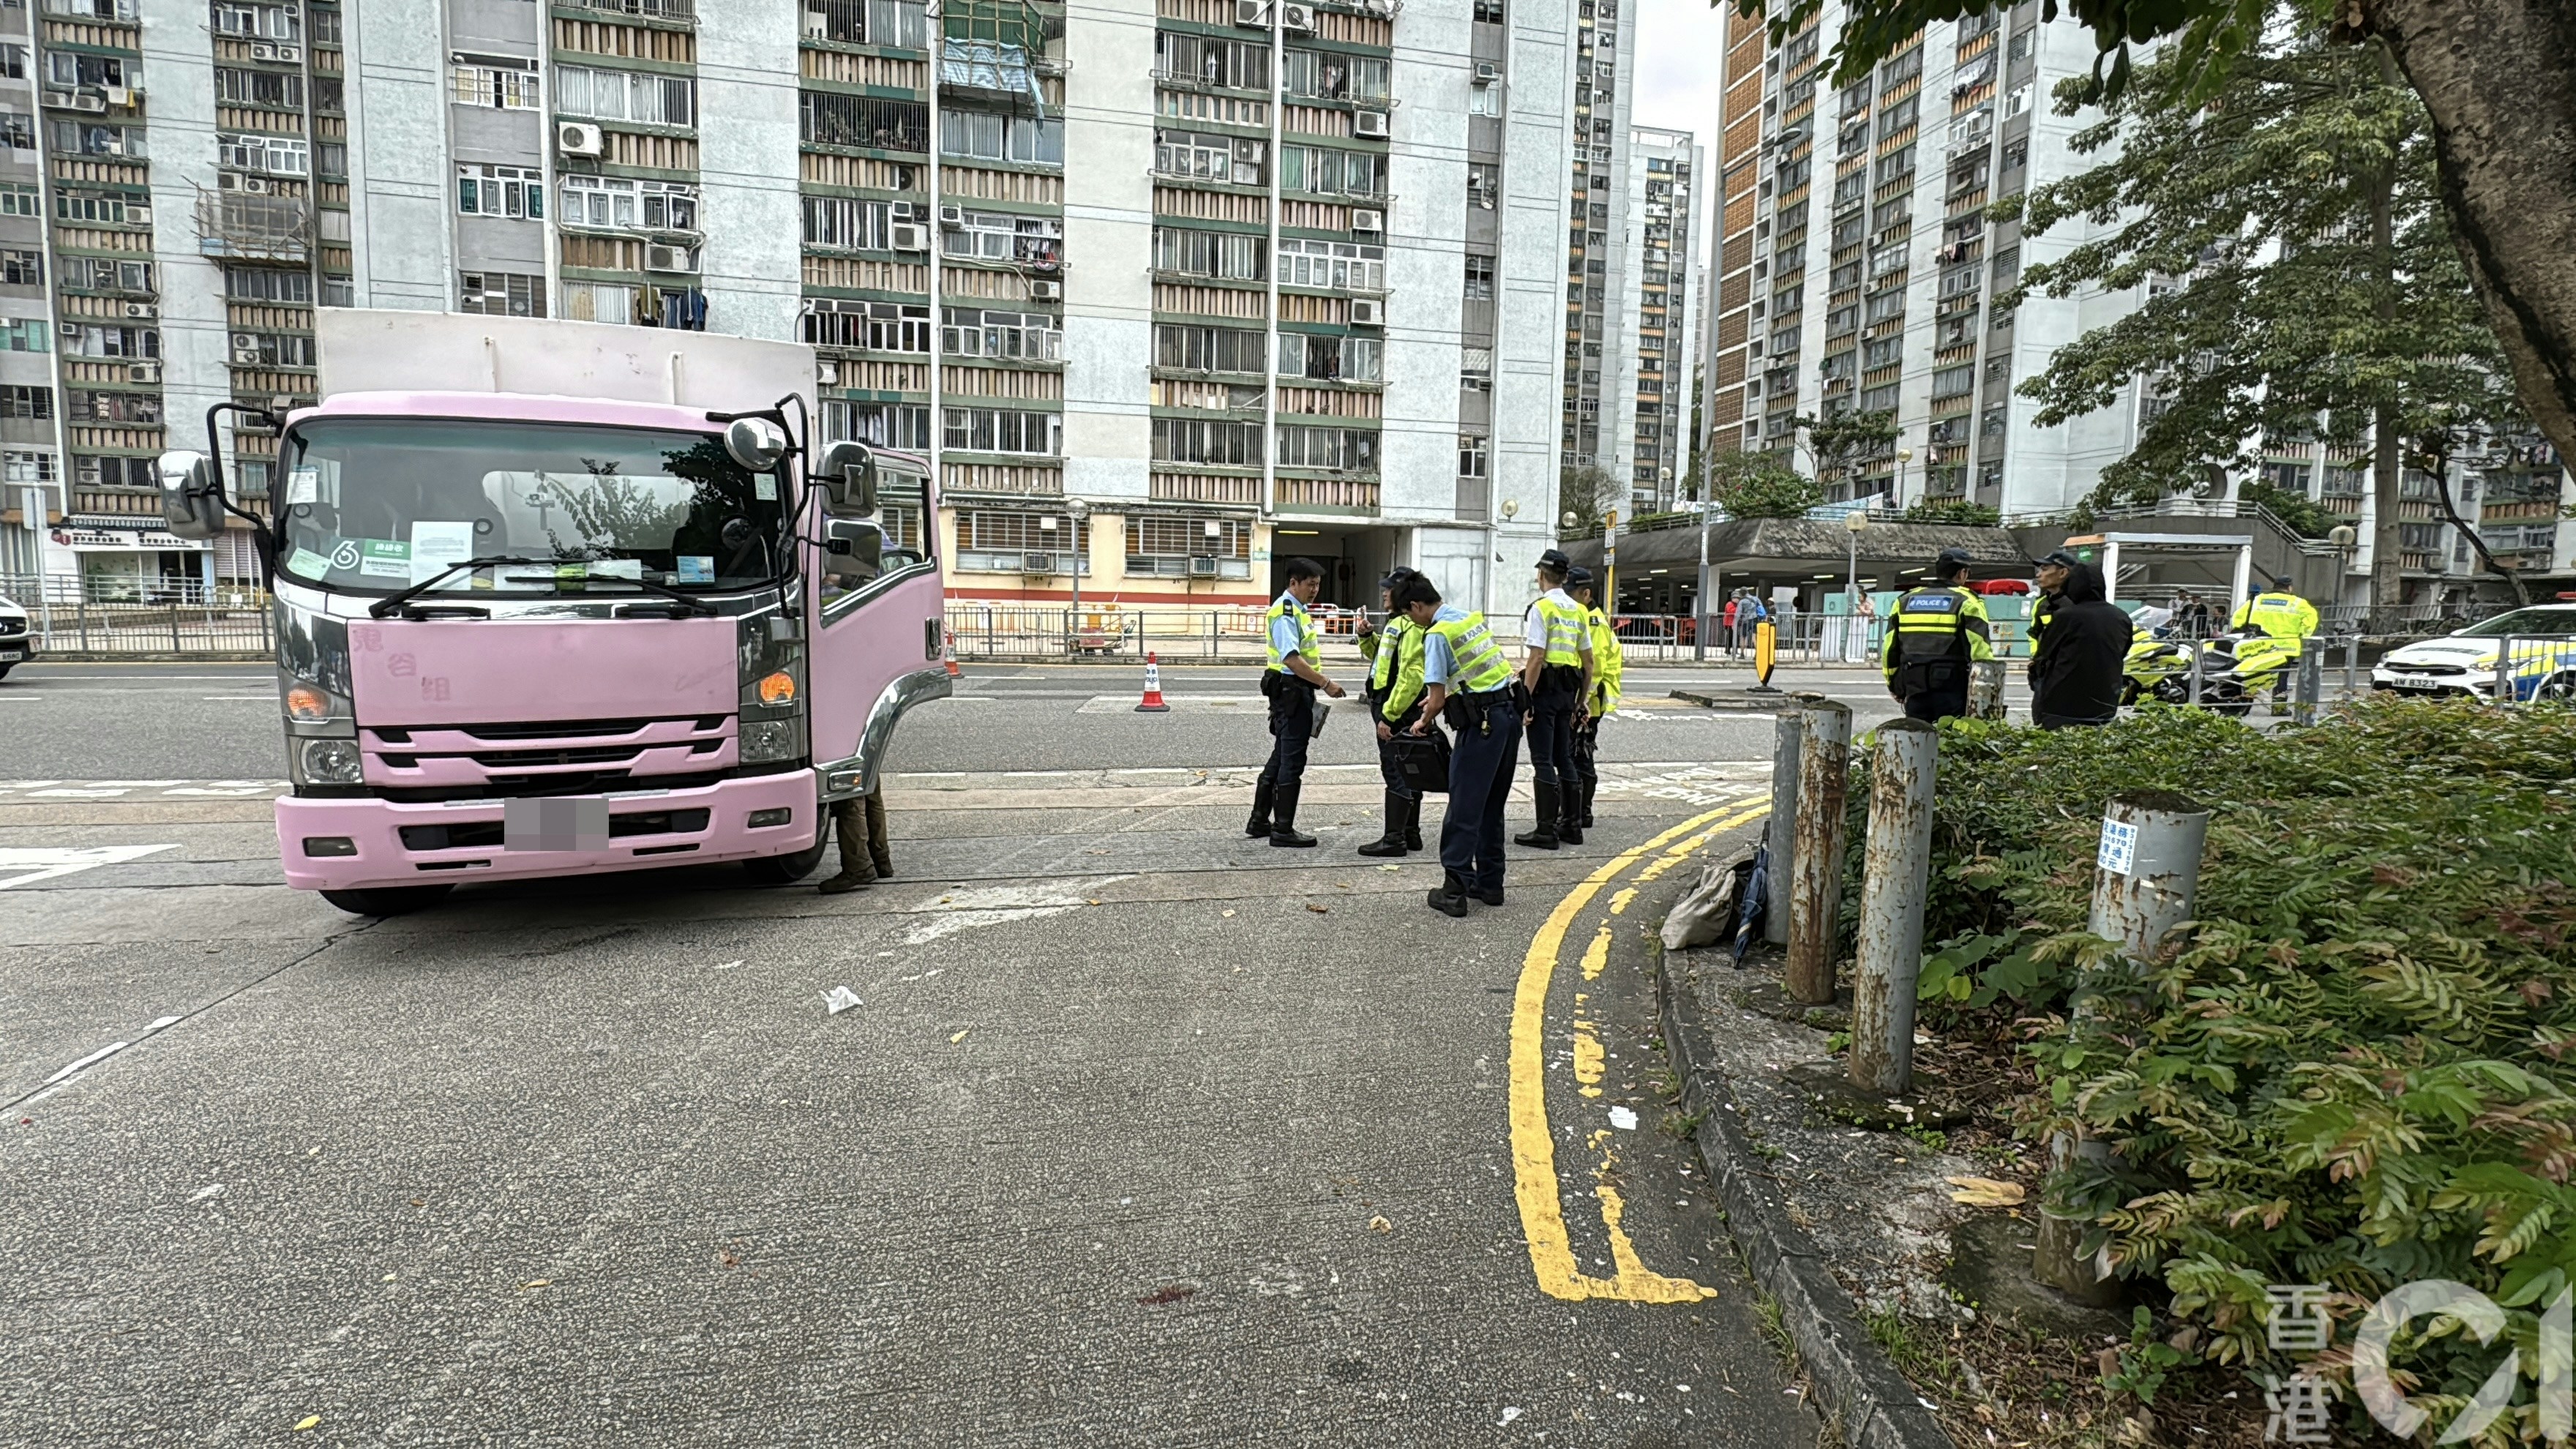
[362,715,738,798]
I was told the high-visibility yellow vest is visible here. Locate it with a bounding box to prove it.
[1264,594,1319,673]
[1587,607,1625,711]
[1431,611,1514,692]
[1534,594,1587,667]
[2231,591,2318,643]
[1368,616,1429,717]
[1880,585,1996,680]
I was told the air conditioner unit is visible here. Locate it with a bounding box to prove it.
[250,42,277,60]
[126,205,150,225]
[801,8,827,36]
[1472,61,1500,85]
[1350,208,1385,232]
[121,302,154,318]
[890,223,929,252]
[1027,279,1063,301]
[558,121,605,158]
[237,176,274,195]
[276,44,301,62]
[232,347,261,364]
[1353,109,1389,139]
[127,363,158,383]
[1188,555,1220,577]
[938,205,966,228]
[645,243,699,274]
[889,201,918,222]
[1234,0,1268,25]
[103,85,130,107]
[1281,2,1315,29]
[1020,550,1060,574]
[70,93,105,113]
[815,359,840,386]
[1349,299,1383,326]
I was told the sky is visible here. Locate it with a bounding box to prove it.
[1630,0,1729,143]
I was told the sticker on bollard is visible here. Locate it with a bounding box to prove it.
[2097,817,2137,875]
[504,796,609,851]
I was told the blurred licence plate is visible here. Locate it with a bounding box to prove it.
[503,796,610,850]
[0,648,20,662]
[2389,675,2442,691]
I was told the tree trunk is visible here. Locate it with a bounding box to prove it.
[2364,0,2576,476]
[2368,111,2405,610]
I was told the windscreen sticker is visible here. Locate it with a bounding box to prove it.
[328,539,364,572]
[554,563,588,590]
[590,558,643,581]
[285,546,333,578]
[496,567,557,588]
[754,476,779,501]
[285,466,320,506]
[358,539,411,579]
[676,555,714,584]
[408,522,475,584]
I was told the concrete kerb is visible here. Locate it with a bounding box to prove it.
[19,651,274,663]
[1655,960,1959,1449]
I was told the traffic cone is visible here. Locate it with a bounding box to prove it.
[943,626,962,680]
[1135,651,1171,713]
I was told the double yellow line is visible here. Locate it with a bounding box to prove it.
[1508,800,1772,1302]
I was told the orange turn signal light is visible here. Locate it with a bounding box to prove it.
[285,684,332,721]
[757,670,797,705]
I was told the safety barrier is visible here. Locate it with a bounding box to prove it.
[4,594,275,656]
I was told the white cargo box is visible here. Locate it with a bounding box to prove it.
[313,310,817,416]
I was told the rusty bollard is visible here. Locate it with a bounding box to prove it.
[1849,719,1937,1095]
[2032,792,2210,1305]
[1785,699,1852,1005]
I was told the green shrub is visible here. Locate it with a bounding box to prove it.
[1895,700,2576,1417]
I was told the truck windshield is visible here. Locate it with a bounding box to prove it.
[272,418,792,595]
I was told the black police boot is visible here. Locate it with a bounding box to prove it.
[1578,777,1596,831]
[1557,793,1584,847]
[1246,778,1276,838]
[1426,870,1471,917]
[1268,783,1317,847]
[1402,795,1425,853]
[1472,880,1505,907]
[1515,780,1561,850]
[1355,790,1407,856]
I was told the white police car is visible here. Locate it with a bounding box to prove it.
[2372,603,2576,700]
[0,591,34,678]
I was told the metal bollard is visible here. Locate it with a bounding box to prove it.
[2496,636,2523,705]
[2342,635,2360,700]
[1849,719,1938,1095]
[1763,706,1805,946]
[2032,792,2210,1305]
[2187,639,2204,705]
[2293,638,2324,727]
[1967,659,2007,721]
[1785,698,1853,1005]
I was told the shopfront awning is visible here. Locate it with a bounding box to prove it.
[50,527,210,552]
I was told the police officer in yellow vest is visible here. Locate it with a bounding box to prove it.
[1882,547,1996,722]
[1516,548,1595,850]
[1354,566,1428,857]
[1565,566,1622,833]
[1246,557,1348,847]
[2231,574,2320,643]
[1400,574,1524,915]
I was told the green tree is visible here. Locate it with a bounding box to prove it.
[1704,448,1824,517]
[1797,408,1898,490]
[1901,497,2001,526]
[1734,0,2576,484]
[1999,7,2510,606]
[1557,465,1613,537]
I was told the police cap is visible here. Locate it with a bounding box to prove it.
[1536,547,1573,574]
[2037,548,2082,572]
[1379,566,1418,591]
[1565,566,1595,589]
[1933,547,1974,577]
[2272,574,2294,590]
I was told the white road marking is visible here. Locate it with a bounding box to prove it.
[200,694,274,701]
[901,876,1128,946]
[28,1014,184,1102]
[0,844,179,888]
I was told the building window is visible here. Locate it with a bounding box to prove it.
[1126,516,1251,578]
[799,195,889,251]
[1277,238,1385,291]
[563,175,698,232]
[820,400,931,451]
[1468,162,1499,210]
[1276,424,1379,472]
[460,270,547,317]
[555,65,694,127]
[1153,324,1266,374]
[5,450,57,483]
[0,317,49,352]
[1278,332,1382,383]
[216,66,306,109]
[211,1,299,39]
[1281,48,1390,102]
[943,308,1061,362]
[219,132,308,176]
[1151,417,1264,467]
[1153,128,1265,185]
[1153,32,1270,89]
[1151,226,1265,282]
[1464,254,1495,301]
[799,93,926,152]
[561,282,636,323]
[76,455,156,489]
[0,384,49,419]
[53,189,136,225]
[940,109,1063,165]
[941,209,1062,269]
[457,164,542,219]
[229,331,315,367]
[68,389,158,423]
[1873,145,1915,187]
[801,299,929,352]
[943,408,1060,457]
[449,54,539,110]
[1459,433,1489,477]
[1472,0,1503,19]
[0,183,31,217]
[959,509,1087,572]
[48,121,141,158]
[1278,146,1385,198]
[224,264,307,302]
[0,250,37,286]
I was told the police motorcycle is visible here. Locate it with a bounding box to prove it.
[2132,627,2299,715]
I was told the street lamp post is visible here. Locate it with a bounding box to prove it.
[1893,447,1914,509]
[1067,498,1090,624]
[1844,508,1868,664]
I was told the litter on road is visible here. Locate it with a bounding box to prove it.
[823,986,862,1015]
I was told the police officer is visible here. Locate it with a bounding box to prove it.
[1516,548,1595,850]
[1401,574,1522,916]
[2231,574,2320,643]
[1565,566,1622,834]
[1882,547,1995,722]
[1246,556,1347,847]
[2028,548,2078,659]
[1354,567,1427,857]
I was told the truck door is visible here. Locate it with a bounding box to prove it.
[806,460,948,798]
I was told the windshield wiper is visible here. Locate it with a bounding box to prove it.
[592,576,719,615]
[367,555,547,619]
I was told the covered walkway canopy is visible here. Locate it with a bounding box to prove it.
[1560,516,2032,618]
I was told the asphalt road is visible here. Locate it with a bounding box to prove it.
[0,662,1832,1445]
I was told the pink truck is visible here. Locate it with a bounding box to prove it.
[157,311,948,916]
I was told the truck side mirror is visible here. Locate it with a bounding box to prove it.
[823,517,885,575]
[723,416,787,473]
[157,450,225,540]
[814,440,876,514]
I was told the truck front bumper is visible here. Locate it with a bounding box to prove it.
[274,771,819,893]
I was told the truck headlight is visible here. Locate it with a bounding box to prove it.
[300,738,363,785]
[739,717,803,764]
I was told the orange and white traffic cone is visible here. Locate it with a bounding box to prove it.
[1135,651,1171,713]
[943,626,962,680]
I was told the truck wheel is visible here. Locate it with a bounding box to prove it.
[319,884,453,917]
[743,837,829,886]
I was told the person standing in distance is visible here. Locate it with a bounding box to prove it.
[1246,556,1347,847]
[1565,566,1622,834]
[1402,575,1521,915]
[1354,567,1427,857]
[2026,553,2130,728]
[2027,549,2070,661]
[1881,547,1995,722]
[1516,548,1594,850]
[2231,574,2320,643]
